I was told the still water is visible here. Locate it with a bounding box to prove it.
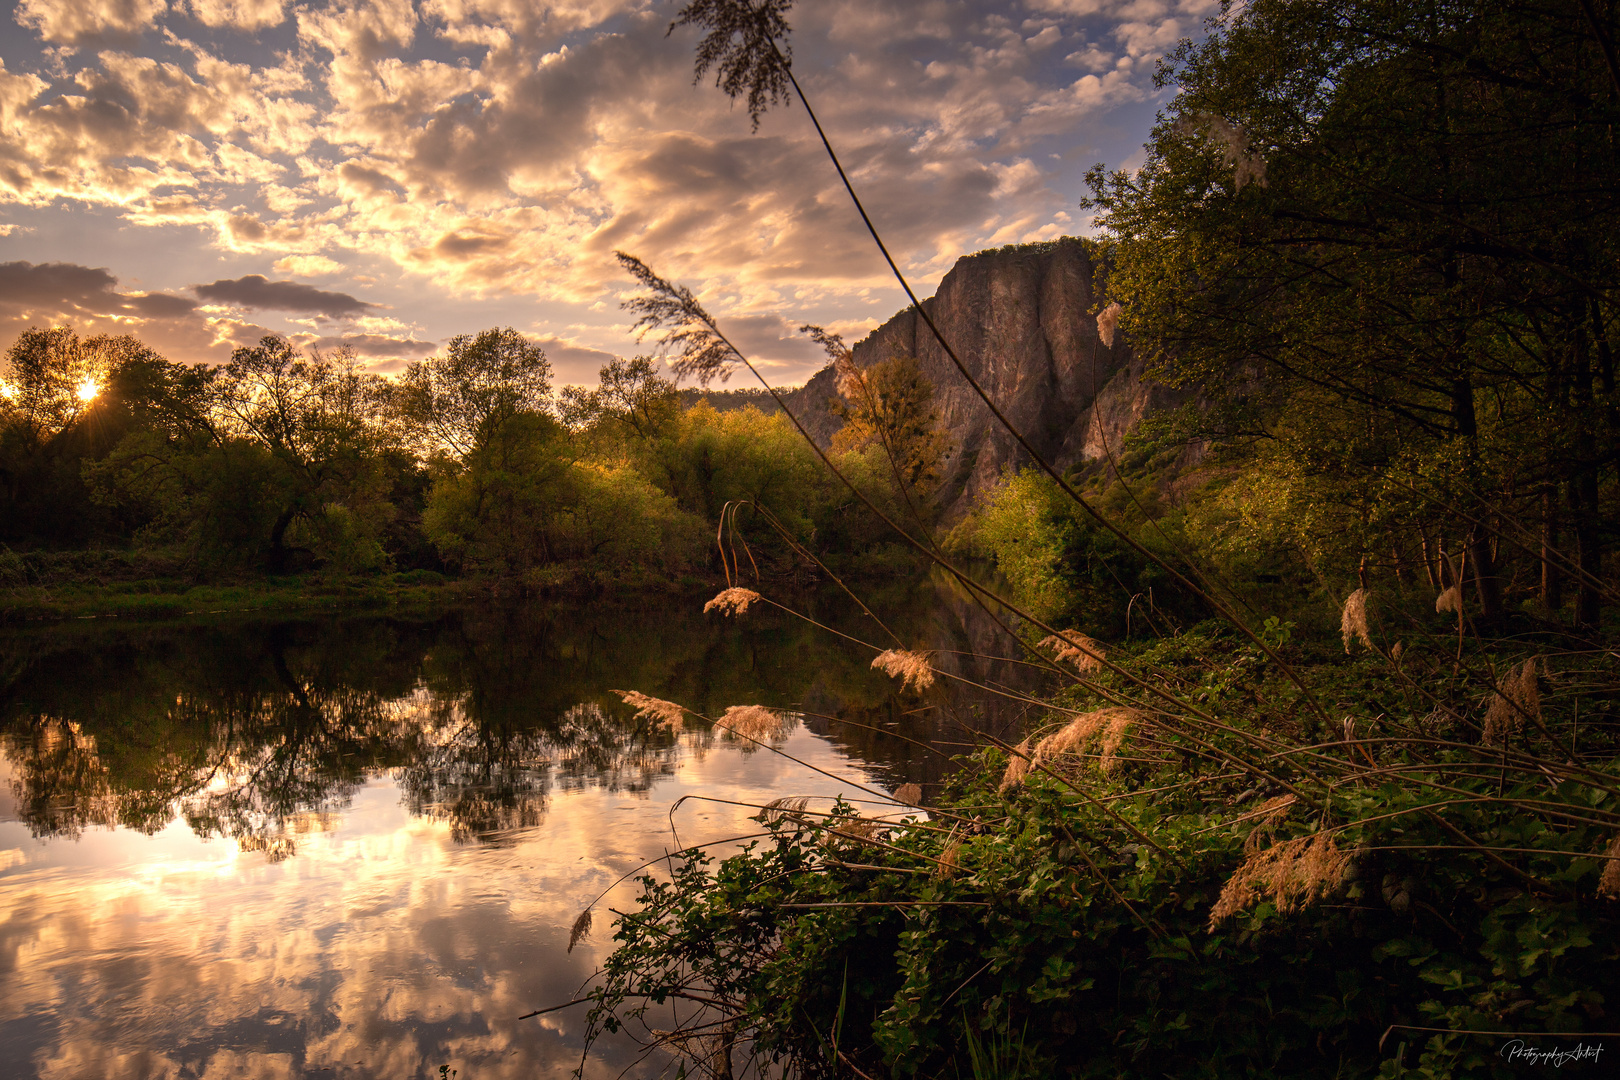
[0,578,1038,1079]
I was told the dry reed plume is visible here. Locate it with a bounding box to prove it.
[1599,836,1620,900]
[1033,707,1141,770]
[1340,588,1372,653]
[1436,585,1462,614]
[1482,658,1541,747]
[615,689,688,732]
[999,739,1033,794]
[1245,794,1298,852]
[1096,302,1122,349]
[705,587,762,616]
[1209,831,1350,928]
[893,782,921,806]
[822,815,885,849]
[716,704,790,742]
[1037,630,1107,672]
[1097,709,1137,774]
[761,796,810,826]
[936,837,963,880]
[871,649,936,691]
[569,908,593,952]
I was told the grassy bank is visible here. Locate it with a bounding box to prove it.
[0,545,930,623]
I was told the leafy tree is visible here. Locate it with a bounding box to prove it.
[422,411,577,572]
[560,355,680,444]
[829,352,951,500]
[397,328,553,458]
[210,337,398,573]
[1086,0,1620,623]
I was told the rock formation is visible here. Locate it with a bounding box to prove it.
[783,237,1180,518]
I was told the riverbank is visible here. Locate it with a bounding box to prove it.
[584,615,1620,1078]
[0,544,930,623]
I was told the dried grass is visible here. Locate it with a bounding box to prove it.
[1209,831,1350,928]
[822,815,885,849]
[1033,707,1140,769]
[1482,658,1541,747]
[615,689,688,732]
[760,796,811,826]
[1245,794,1297,852]
[999,739,1033,794]
[1037,630,1107,672]
[568,908,592,952]
[894,782,922,806]
[1598,835,1620,900]
[936,837,963,880]
[1097,709,1136,774]
[1436,585,1462,614]
[1340,588,1373,653]
[705,587,762,616]
[871,649,936,692]
[716,704,790,742]
[1096,302,1122,349]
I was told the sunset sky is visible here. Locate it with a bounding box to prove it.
[0,0,1212,386]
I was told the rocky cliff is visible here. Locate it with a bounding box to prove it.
[783,237,1179,518]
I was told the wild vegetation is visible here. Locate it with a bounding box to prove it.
[0,324,943,613]
[7,0,1620,1076]
[552,2,1620,1078]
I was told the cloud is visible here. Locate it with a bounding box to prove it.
[0,260,198,321]
[527,333,618,386]
[184,0,288,31]
[193,275,375,316]
[0,259,229,361]
[15,0,169,45]
[0,0,1196,379]
[273,254,344,276]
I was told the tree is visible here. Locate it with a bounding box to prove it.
[1,326,111,439]
[397,328,553,458]
[829,352,951,499]
[210,337,397,572]
[1086,0,1620,623]
[559,356,680,443]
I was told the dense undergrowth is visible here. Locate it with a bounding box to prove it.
[584,613,1620,1078]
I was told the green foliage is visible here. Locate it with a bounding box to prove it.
[396,327,553,459]
[588,629,1620,1079]
[1085,0,1620,624]
[963,466,1197,634]
[831,352,953,502]
[422,412,708,573]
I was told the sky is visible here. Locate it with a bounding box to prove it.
[0,0,1213,387]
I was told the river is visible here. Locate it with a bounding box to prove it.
[0,576,1041,1079]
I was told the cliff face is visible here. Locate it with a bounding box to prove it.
[783,237,1179,518]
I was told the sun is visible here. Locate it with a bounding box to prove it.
[75,377,100,403]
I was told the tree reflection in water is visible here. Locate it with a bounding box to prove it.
[0,576,1041,858]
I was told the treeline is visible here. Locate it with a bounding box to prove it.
[0,327,944,583]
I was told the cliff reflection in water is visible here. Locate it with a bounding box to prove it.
[0,576,1042,1079]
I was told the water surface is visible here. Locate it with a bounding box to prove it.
[0,580,1039,1079]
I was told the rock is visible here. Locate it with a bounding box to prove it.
[781,237,1182,519]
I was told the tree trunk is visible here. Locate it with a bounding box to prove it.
[1575,472,1603,627]
[1469,525,1502,620]
[1419,525,1441,589]
[1542,486,1563,615]
[267,506,296,575]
